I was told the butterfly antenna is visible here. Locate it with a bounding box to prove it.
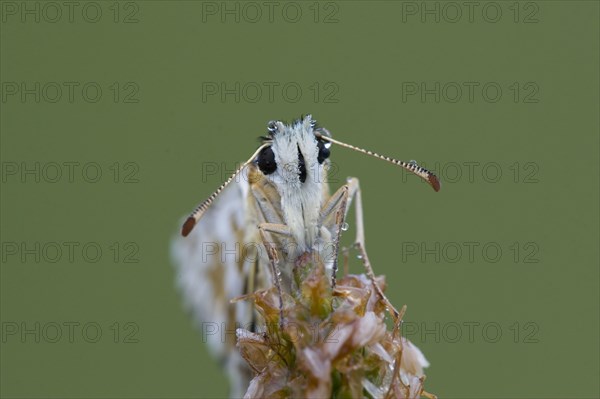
[181,143,269,237]
[316,133,440,192]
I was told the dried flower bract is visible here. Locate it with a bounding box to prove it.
[237,258,436,399]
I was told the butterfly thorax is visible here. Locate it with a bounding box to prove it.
[261,118,329,252]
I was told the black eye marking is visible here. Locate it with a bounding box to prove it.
[317,139,330,164]
[297,145,307,183]
[257,146,277,175]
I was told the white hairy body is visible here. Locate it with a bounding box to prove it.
[267,118,326,251]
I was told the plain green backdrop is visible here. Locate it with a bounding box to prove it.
[1,1,598,398]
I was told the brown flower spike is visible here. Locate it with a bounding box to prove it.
[236,256,436,399]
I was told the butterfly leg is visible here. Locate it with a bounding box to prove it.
[257,222,291,328]
[319,184,349,288]
[323,178,401,321]
[347,178,401,321]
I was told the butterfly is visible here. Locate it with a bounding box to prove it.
[171,115,440,397]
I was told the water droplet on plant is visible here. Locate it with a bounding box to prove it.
[341,222,349,231]
[357,254,363,260]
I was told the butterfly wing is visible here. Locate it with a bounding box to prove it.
[171,164,256,397]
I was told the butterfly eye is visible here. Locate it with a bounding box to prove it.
[257,146,277,175]
[317,140,331,164]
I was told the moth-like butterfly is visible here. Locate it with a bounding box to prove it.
[171,115,439,397]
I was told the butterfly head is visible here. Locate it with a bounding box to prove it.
[256,115,331,188]
[181,114,439,237]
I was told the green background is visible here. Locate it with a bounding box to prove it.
[1,1,598,398]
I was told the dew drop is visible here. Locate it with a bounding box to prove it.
[341,222,349,231]
[357,254,363,260]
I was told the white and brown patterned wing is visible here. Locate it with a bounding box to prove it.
[171,165,254,397]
